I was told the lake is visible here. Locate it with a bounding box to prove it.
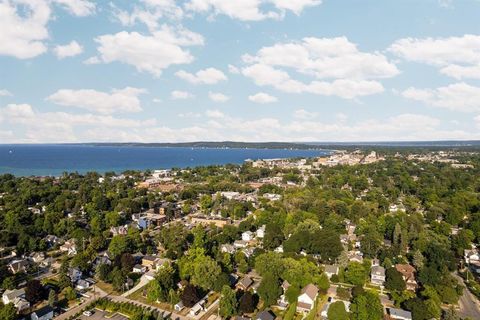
[0,144,331,176]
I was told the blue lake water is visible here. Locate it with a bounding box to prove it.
[0,144,330,176]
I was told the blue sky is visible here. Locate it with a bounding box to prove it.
[0,0,480,143]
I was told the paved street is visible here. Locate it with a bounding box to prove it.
[55,286,108,320]
[453,273,480,319]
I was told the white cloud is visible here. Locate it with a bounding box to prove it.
[242,37,398,98]
[248,92,278,104]
[208,92,230,102]
[171,90,194,99]
[228,64,240,74]
[112,0,183,31]
[402,82,480,113]
[205,109,225,118]
[53,41,83,59]
[293,109,318,119]
[47,87,146,114]
[91,25,204,76]
[185,0,322,21]
[175,68,227,84]
[0,89,12,97]
[53,0,96,16]
[0,0,50,59]
[389,34,480,79]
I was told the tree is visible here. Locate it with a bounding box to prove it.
[48,289,57,307]
[120,253,135,274]
[25,279,44,303]
[219,285,237,318]
[257,272,281,307]
[0,302,17,320]
[263,223,284,250]
[385,268,406,292]
[412,250,424,270]
[181,284,200,308]
[108,236,130,258]
[191,255,222,291]
[328,301,348,320]
[442,308,461,320]
[344,262,367,286]
[110,267,125,292]
[96,263,110,281]
[63,286,77,300]
[350,291,383,320]
[238,292,256,314]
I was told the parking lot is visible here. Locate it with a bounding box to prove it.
[77,309,129,320]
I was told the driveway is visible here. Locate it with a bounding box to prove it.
[121,274,152,297]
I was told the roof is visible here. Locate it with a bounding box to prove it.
[3,288,25,300]
[388,308,412,319]
[34,305,54,317]
[324,264,339,274]
[371,266,385,276]
[300,284,319,300]
[256,311,275,320]
[238,276,253,288]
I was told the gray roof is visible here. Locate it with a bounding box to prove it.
[371,266,385,276]
[256,311,275,320]
[388,308,412,319]
[324,264,339,274]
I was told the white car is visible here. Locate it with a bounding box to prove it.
[83,311,93,317]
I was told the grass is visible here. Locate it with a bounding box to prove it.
[96,281,117,295]
[127,287,173,312]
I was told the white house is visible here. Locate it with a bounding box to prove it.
[388,308,413,320]
[220,244,235,254]
[242,231,254,242]
[371,266,386,286]
[324,265,339,279]
[256,225,266,239]
[297,284,319,313]
[133,264,147,273]
[2,288,25,305]
[76,279,90,290]
[465,249,480,264]
[31,306,54,320]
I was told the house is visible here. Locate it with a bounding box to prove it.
[110,225,128,236]
[31,306,54,320]
[220,244,236,254]
[68,268,82,283]
[242,247,256,258]
[60,239,77,256]
[8,259,29,274]
[371,266,386,286]
[465,249,480,264]
[324,265,339,279]
[236,276,253,291]
[2,288,25,305]
[297,284,319,313]
[395,264,417,291]
[174,301,184,312]
[31,252,46,264]
[256,225,266,239]
[255,310,275,320]
[44,235,61,247]
[242,231,255,242]
[133,264,147,273]
[142,256,157,269]
[12,297,30,311]
[388,308,413,320]
[277,280,291,309]
[234,240,248,249]
[76,279,90,290]
[189,299,206,316]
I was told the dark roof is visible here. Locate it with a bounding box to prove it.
[34,306,53,317]
[256,311,275,320]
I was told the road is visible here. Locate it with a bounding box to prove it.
[121,274,152,297]
[453,273,480,319]
[55,285,108,320]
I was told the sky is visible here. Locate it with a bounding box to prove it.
[1,0,480,143]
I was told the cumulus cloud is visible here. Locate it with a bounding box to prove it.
[248,92,278,103]
[0,0,50,59]
[53,41,83,59]
[242,37,398,98]
[171,90,194,99]
[293,109,318,119]
[0,89,12,97]
[389,34,480,79]
[90,25,204,77]
[402,83,480,113]
[175,68,227,84]
[47,87,146,114]
[52,0,96,16]
[208,92,230,102]
[185,0,322,21]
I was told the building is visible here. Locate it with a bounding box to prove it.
[324,265,339,279]
[371,266,386,286]
[2,288,26,305]
[76,279,90,290]
[255,310,275,320]
[31,306,54,320]
[60,239,77,256]
[133,264,147,273]
[69,268,82,283]
[220,244,235,254]
[242,231,255,241]
[190,215,231,228]
[465,249,480,264]
[236,276,253,291]
[387,308,413,320]
[297,284,319,313]
[395,264,417,291]
[256,225,266,239]
[8,259,29,274]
